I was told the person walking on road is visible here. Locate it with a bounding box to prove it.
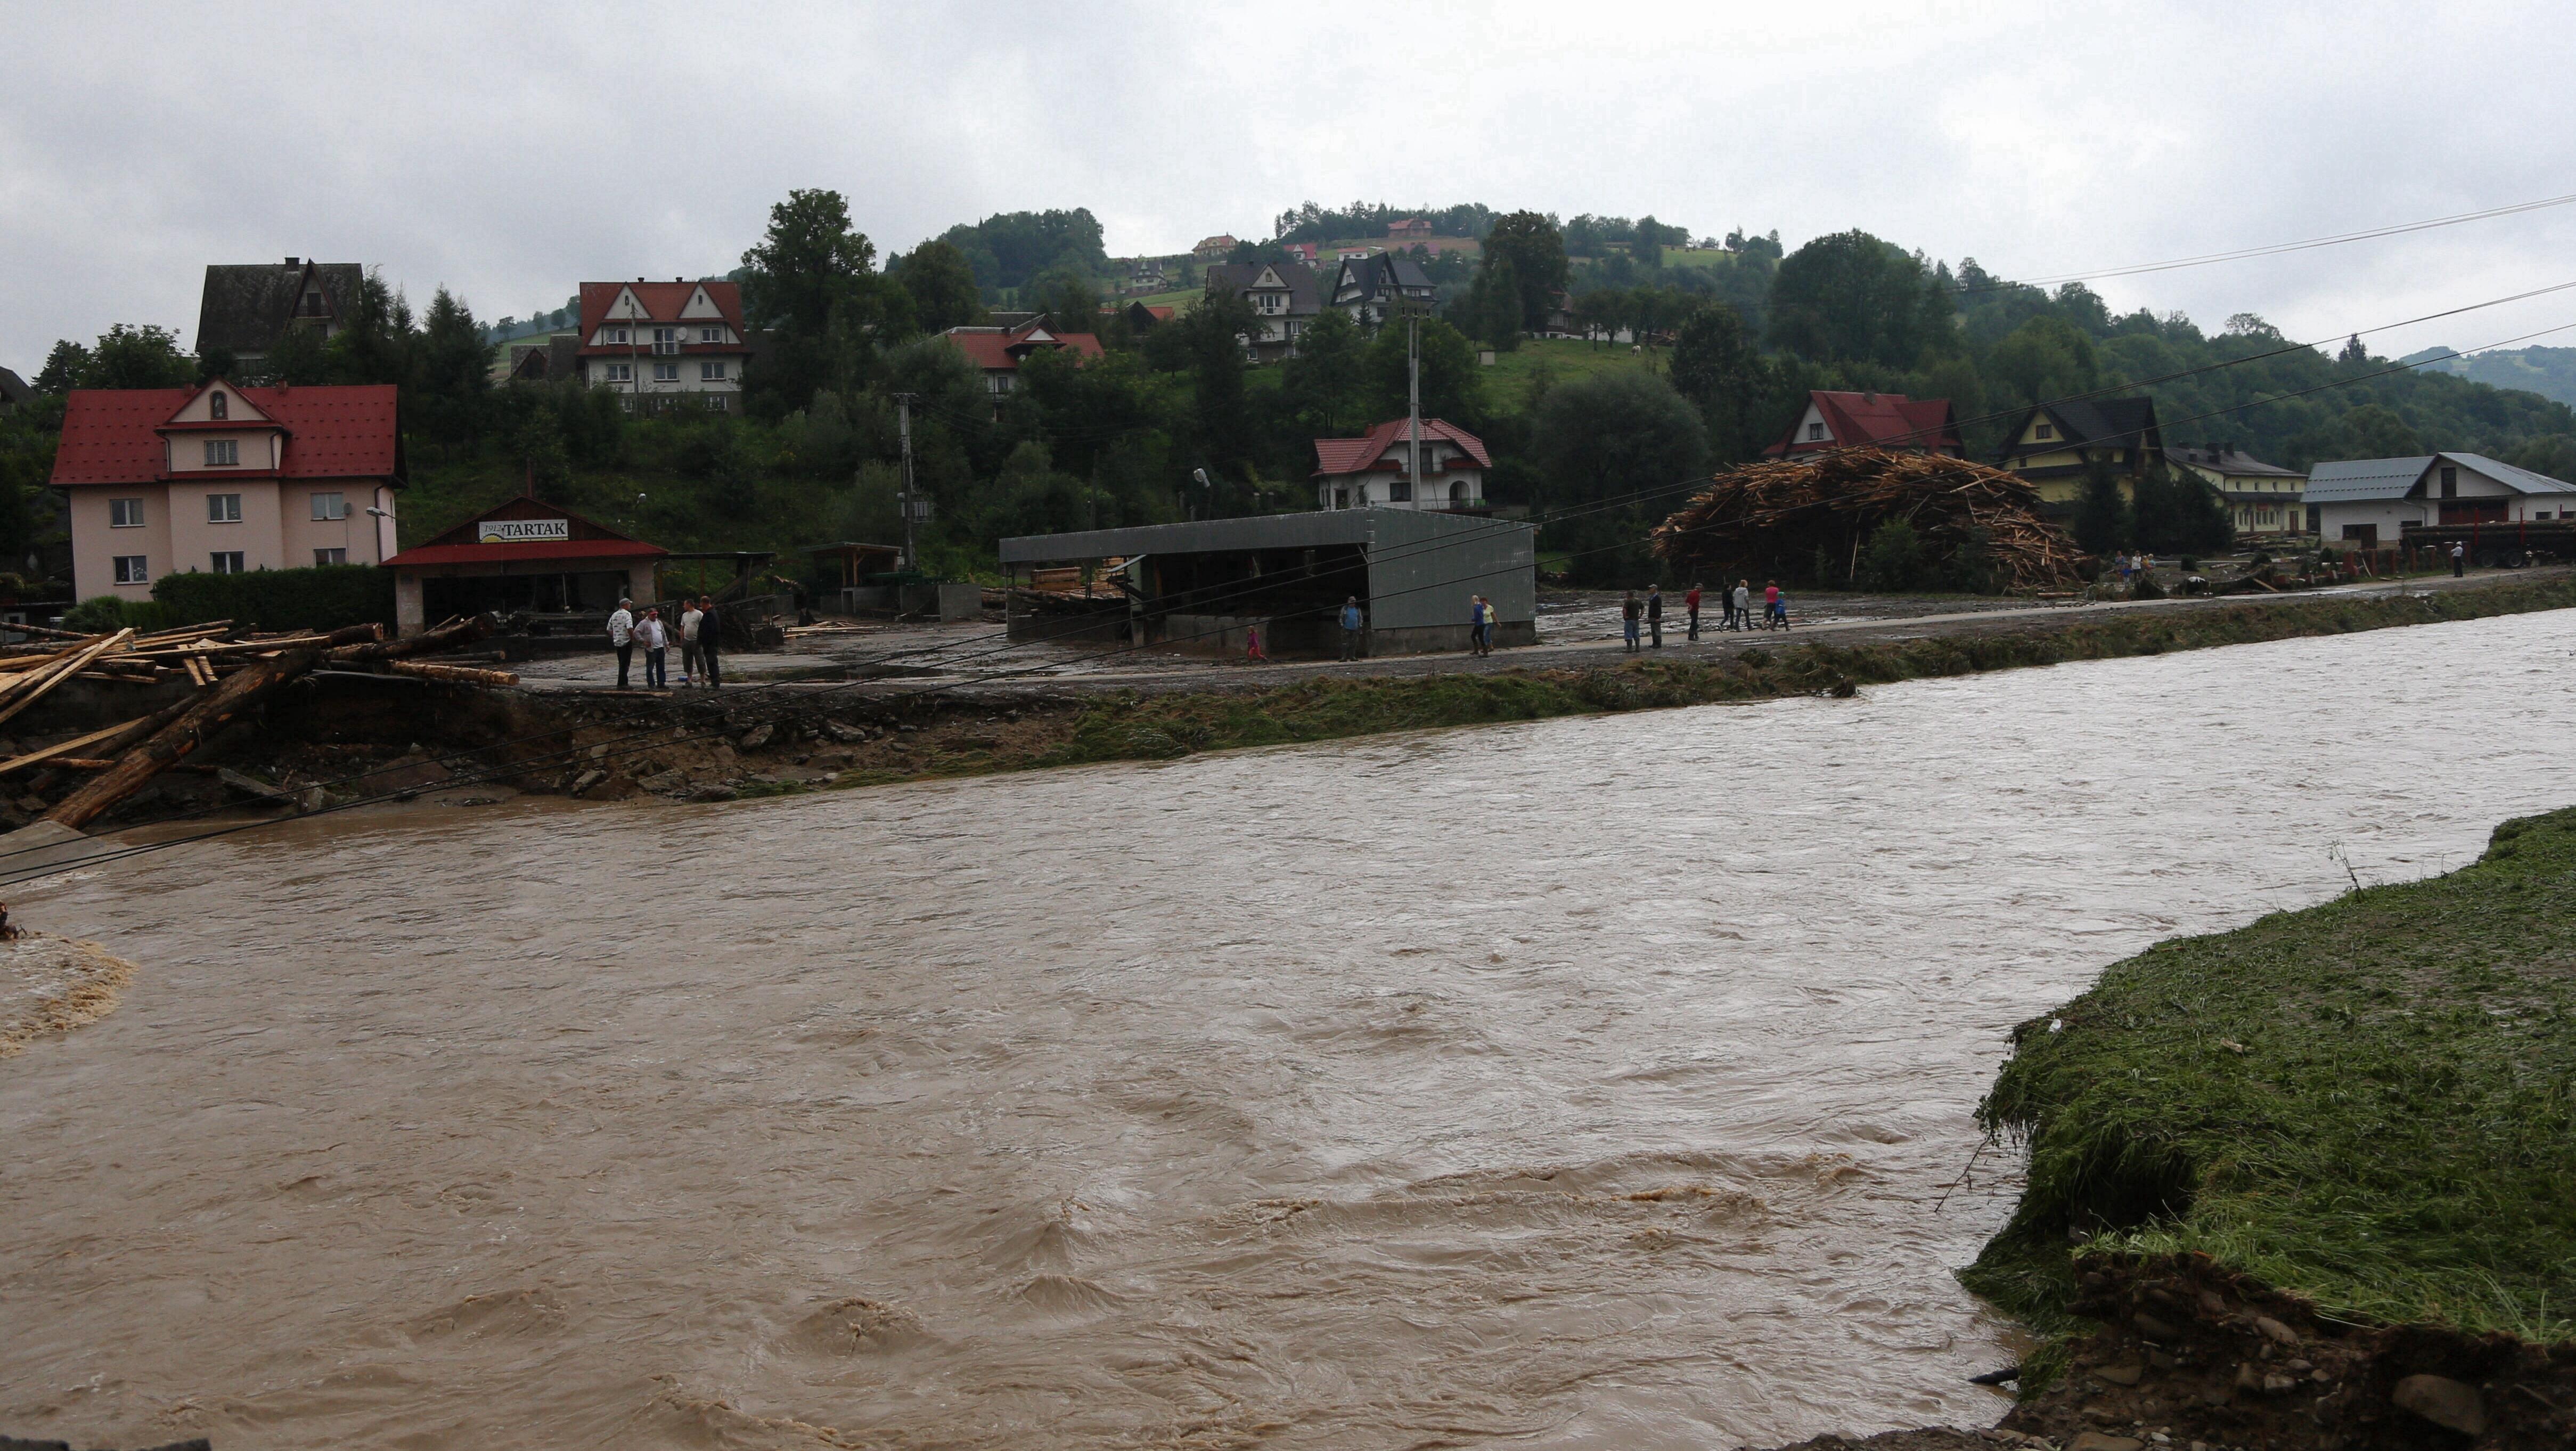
[1686,582,1703,641]
[1764,580,1786,630]
[1339,596,1365,661]
[607,598,636,689]
[1621,590,1643,652]
[1467,594,1487,656]
[678,599,702,686]
[1731,580,1752,632]
[1646,584,1664,648]
[1478,595,1496,655]
[2451,540,2467,577]
[697,597,722,688]
[637,607,669,689]
[1245,624,1267,663]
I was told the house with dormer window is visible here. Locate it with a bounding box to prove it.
[1312,418,1491,512]
[576,279,751,412]
[195,258,366,374]
[51,380,402,600]
[1203,261,1321,361]
[1990,397,2165,515]
[1764,390,1963,460]
[1330,253,1436,329]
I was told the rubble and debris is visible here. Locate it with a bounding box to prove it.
[1651,449,2091,592]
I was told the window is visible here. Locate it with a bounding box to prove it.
[205,439,240,467]
[1334,487,1350,510]
[298,288,325,317]
[113,555,149,584]
[314,547,347,566]
[209,551,246,574]
[109,498,144,528]
[2440,466,2458,498]
[209,390,228,420]
[1390,480,1413,503]
[604,327,630,345]
[700,360,727,381]
[1806,421,1825,441]
[708,396,726,412]
[207,493,242,523]
[2035,422,2056,440]
[652,327,679,354]
[310,491,347,521]
[653,361,680,381]
[603,362,633,383]
[699,327,724,343]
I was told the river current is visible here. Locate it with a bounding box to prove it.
[5,608,2573,1450]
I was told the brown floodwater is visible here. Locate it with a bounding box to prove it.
[5,608,2573,1450]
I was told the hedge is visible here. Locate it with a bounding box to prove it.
[150,564,396,631]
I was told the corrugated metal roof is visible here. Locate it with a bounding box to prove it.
[2303,457,2432,503]
[2446,452,2576,494]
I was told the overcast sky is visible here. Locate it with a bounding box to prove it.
[6,0,2575,373]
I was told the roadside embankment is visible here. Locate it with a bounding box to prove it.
[1939,806,2576,1450]
[40,572,2576,824]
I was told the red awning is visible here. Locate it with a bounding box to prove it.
[383,539,668,568]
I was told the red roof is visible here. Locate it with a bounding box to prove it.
[1764,390,1962,458]
[941,319,1106,373]
[575,280,749,357]
[381,539,666,568]
[1312,418,1492,477]
[52,382,399,485]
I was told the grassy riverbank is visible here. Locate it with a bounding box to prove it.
[824,574,2576,787]
[1964,806,2576,1344]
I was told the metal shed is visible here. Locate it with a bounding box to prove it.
[998,509,1536,657]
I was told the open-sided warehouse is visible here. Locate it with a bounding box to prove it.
[999,509,1535,657]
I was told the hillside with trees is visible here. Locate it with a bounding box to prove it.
[8,193,2573,599]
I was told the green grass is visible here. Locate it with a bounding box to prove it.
[1965,807,2576,1343]
[1479,335,1666,399]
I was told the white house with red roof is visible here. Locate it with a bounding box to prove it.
[1312,418,1491,511]
[576,279,750,411]
[941,317,1106,401]
[51,380,402,602]
[1764,389,1963,460]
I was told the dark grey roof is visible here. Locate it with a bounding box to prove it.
[195,260,366,356]
[0,367,28,408]
[2170,445,2303,479]
[2304,457,2432,503]
[1335,253,1435,299]
[1992,396,2161,460]
[1206,262,1320,313]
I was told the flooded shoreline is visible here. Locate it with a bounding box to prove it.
[4,608,2573,1449]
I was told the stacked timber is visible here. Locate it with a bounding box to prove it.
[1651,449,2091,592]
[0,615,508,830]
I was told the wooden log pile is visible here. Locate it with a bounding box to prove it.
[0,615,508,831]
[1650,449,2092,592]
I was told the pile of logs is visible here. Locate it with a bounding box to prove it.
[0,614,503,832]
[1650,449,2092,592]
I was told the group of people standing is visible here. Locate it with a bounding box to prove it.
[606,597,723,691]
[1621,580,1786,650]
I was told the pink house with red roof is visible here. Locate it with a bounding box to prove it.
[1764,390,1962,460]
[576,279,751,411]
[52,380,402,602]
[1312,418,1491,512]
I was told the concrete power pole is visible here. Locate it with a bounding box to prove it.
[1406,313,1422,502]
[895,392,918,572]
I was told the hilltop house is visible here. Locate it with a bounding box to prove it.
[1330,253,1436,328]
[941,316,1105,405]
[1764,390,1962,460]
[1387,218,1434,241]
[1313,419,1491,511]
[574,280,751,412]
[1203,261,1322,361]
[195,258,366,373]
[1192,234,1239,260]
[1283,242,1321,265]
[2304,453,2576,547]
[51,380,401,601]
[1990,397,2166,514]
[2170,445,2306,537]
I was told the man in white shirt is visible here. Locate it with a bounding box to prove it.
[678,602,702,686]
[607,598,635,689]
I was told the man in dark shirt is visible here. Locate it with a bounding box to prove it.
[697,597,722,688]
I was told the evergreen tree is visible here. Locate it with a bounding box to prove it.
[32,340,89,394]
[2073,455,2130,557]
[1667,303,1772,462]
[1281,308,1370,435]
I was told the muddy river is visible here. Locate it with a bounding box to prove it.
[5,609,2573,1450]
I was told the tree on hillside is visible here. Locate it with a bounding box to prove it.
[413,288,493,449]
[741,188,896,415]
[33,340,89,394]
[2505,433,2576,482]
[1767,230,1954,369]
[895,240,986,333]
[1987,315,2101,409]
[1482,211,1569,330]
[1363,316,1482,427]
[1668,303,1774,462]
[1453,254,1523,350]
[80,325,195,389]
[937,209,1109,296]
[1281,308,1371,436]
[2337,333,2369,367]
[1026,270,1103,335]
[1530,370,1706,585]
[2334,403,2424,458]
[1165,291,1261,475]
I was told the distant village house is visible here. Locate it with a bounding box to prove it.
[1313,419,1491,512]
[1191,234,1238,260]
[1330,253,1436,328]
[575,280,751,412]
[1991,397,2166,514]
[51,380,401,601]
[941,315,1106,403]
[2170,445,2305,537]
[195,258,365,373]
[1203,261,1322,362]
[1765,390,1963,460]
[2304,452,2576,547]
[1386,218,1434,241]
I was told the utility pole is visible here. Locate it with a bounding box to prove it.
[1407,312,1422,502]
[895,392,918,572]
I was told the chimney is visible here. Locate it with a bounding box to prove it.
[284,256,299,266]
